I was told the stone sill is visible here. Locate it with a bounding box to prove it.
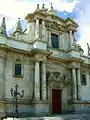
[13,75,23,78]
[74,100,90,104]
[68,100,90,104]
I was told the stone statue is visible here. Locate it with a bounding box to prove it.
[87,43,90,55]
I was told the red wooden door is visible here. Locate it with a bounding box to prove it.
[52,89,62,114]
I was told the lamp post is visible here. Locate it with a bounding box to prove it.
[10,84,24,118]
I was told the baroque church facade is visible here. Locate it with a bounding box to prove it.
[0,3,90,118]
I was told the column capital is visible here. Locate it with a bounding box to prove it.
[69,30,72,33]
[68,62,80,69]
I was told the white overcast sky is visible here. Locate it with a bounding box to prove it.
[0,0,89,55]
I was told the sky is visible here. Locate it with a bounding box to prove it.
[0,0,90,55]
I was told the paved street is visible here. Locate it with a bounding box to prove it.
[3,113,90,120]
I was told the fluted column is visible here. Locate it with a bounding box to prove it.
[72,68,77,100]
[35,18,39,39]
[42,62,47,100]
[34,60,40,100]
[77,68,81,100]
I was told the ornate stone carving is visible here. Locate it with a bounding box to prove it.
[70,43,84,53]
[68,62,80,69]
[46,71,71,85]
[87,43,90,55]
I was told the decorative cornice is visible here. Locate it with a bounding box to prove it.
[47,56,83,64]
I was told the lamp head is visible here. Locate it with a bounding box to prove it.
[15,84,18,90]
[10,88,13,97]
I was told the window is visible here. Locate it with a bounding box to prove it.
[15,63,21,75]
[13,59,23,77]
[51,33,58,48]
[81,74,87,85]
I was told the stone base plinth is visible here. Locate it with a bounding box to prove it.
[32,101,49,116]
[70,101,90,113]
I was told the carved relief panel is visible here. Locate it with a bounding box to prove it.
[46,71,71,86]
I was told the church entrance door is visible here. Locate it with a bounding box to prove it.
[52,89,62,114]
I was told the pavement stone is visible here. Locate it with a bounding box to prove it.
[3,113,90,120]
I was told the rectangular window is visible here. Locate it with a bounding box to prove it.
[51,33,58,48]
[81,74,87,85]
[15,63,21,76]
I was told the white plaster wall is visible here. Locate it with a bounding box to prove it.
[5,58,34,100]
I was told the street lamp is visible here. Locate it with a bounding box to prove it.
[10,84,24,118]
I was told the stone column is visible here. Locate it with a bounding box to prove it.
[59,34,63,49]
[35,18,39,39]
[64,87,67,103]
[69,30,74,46]
[0,58,5,99]
[72,68,77,100]
[77,68,81,100]
[42,20,46,40]
[48,31,52,47]
[74,31,76,40]
[34,60,40,100]
[86,72,89,87]
[42,62,47,100]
